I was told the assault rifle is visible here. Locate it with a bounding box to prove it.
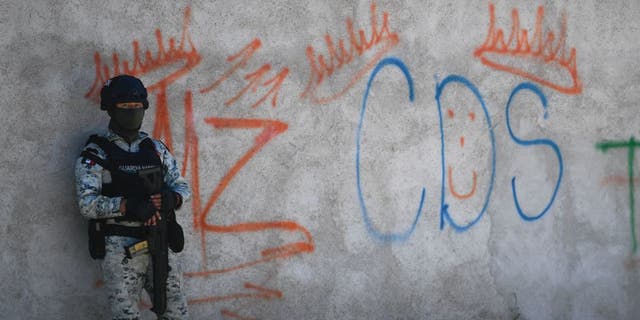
[138,166,168,316]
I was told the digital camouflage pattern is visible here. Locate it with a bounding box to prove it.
[103,236,188,320]
[75,130,190,319]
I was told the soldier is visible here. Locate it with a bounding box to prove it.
[75,75,190,319]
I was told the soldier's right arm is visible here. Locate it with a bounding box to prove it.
[75,144,124,219]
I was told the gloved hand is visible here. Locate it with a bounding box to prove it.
[160,189,180,211]
[124,197,157,221]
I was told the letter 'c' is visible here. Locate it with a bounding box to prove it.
[356,57,426,242]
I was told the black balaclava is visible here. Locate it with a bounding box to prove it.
[100,75,149,144]
[108,107,145,144]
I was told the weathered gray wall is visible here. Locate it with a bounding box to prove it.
[1,0,639,319]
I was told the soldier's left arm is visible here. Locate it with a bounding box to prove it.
[154,140,191,205]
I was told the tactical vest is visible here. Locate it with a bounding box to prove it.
[81,135,184,259]
[82,135,163,199]
[81,135,163,259]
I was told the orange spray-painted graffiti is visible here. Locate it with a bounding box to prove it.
[474,3,582,95]
[448,166,477,200]
[181,109,314,273]
[445,108,478,200]
[200,38,289,108]
[221,309,259,320]
[85,6,314,317]
[189,282,283,305]
[85,6,202,150]
[601,175,640,187]
[300,1,399,104]
[181,91,314,315]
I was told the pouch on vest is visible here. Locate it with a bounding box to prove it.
[88,219,106,259]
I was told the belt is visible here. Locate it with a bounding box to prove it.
[103,224,148,240]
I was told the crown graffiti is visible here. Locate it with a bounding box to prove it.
[85,7,201,103]
[474,3,582,95]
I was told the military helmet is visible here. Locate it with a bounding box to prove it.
[100,75,149,110]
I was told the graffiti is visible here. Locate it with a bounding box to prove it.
[180,53,314,318]
[84,6,201,100]
[437,75,496,232]
[85,7,202,150]
[200,39,289,109]
[601,175,640,186]
[446,109,478,200]
[301,1,399,105]
[183,115,314,274]
[356,57,426,242]
[596,138,640,253]
[474,3,582,95]
[80,1,576,317]
[188,280,282,319]
[189,282,283,304]
[85,6,314,318]
[357,59,563,241]
[221,309,259,320]
[505,83,563,221]
[448,167,477,199]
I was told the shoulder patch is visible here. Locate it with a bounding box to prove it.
[83,157,96,166]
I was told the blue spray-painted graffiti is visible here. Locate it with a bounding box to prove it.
[436,75,496,232]
[506,82,564,221]
[356,58,564,242]
[356,57,426,242]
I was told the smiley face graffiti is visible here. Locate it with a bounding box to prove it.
[356,59,562,241]
[445,107,478,200]
[436,75,496,232]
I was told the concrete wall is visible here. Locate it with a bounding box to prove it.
[1,0,639,319]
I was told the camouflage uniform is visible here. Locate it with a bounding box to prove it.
[76,130,190,320]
